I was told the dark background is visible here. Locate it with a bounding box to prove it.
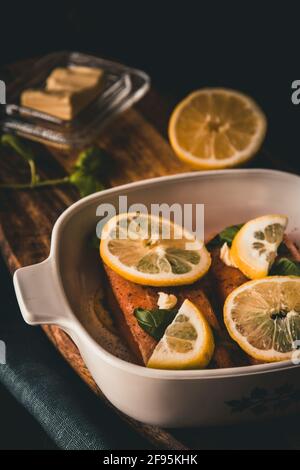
[0,2,300,170]
[0,1,299,449]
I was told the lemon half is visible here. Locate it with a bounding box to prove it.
[169,88,267,169]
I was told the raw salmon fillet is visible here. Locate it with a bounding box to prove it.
[103,235,300,368]
[209,235,300,365]
[104,264,243,367]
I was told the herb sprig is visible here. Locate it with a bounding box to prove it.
[0,134,110,197]
[207,223,244,249]
[270,257,300,276]
[208,222,300,277]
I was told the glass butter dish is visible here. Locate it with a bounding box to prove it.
[1,51,150,149]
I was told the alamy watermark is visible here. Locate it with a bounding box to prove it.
[291,340,300,365]
[0,80,6,104]
[95,196,204,243]
[0,340,6,364]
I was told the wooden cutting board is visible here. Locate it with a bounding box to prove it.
[0,58,295,450]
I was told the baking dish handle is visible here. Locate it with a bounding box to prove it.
[13,258,71,328]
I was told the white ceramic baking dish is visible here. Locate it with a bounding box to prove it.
[14,169,300,427]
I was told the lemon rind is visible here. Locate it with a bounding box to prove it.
[168,87,267,170]
[147,299,215,370]
[224,276,300,362]
[230,214,288,280]
[100,213,211,287]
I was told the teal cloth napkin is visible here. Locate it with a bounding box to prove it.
[0,257,150,450]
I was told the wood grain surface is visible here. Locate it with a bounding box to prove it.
[0,58,296,450]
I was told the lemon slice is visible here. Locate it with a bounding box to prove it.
[100,212,211,286]
[169,88,267,169]
[147,299,215,369]
[230,215,288,279]
[224,276,300,362]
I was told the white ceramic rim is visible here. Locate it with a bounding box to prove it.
[50,168,300,380]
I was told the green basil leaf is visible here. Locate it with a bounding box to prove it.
[207,223,244,249]
[277,241,291,257]
[74,146,112,176]
[134,307,177,341]
[69,170,105,197]
[270,257,300,276]
[70,146,111,197]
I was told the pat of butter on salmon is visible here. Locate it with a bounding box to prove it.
[157,292,177,310]
[220,243,238,268]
